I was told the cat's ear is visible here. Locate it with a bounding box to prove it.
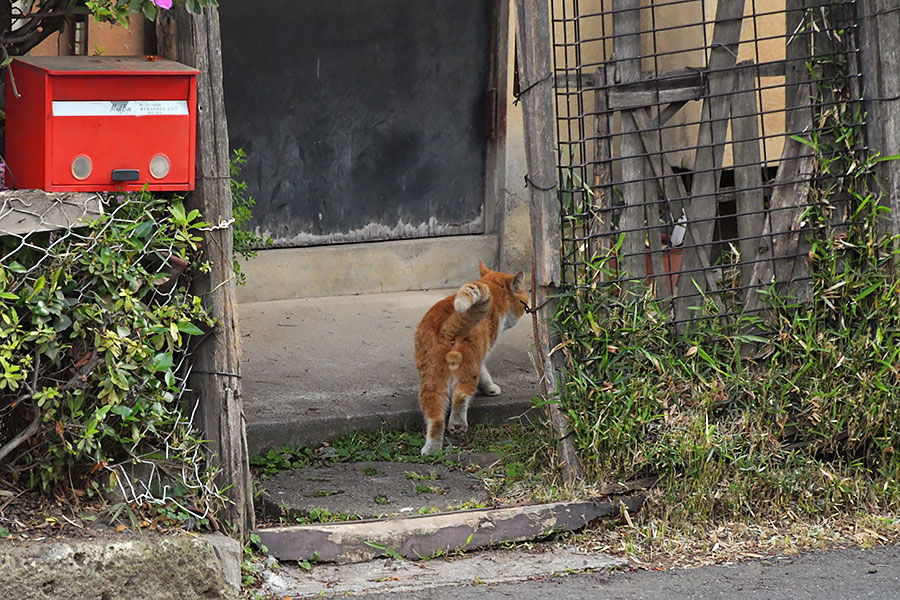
[479,260,491,277]
[511,271,525,292]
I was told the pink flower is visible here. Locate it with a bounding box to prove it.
[150,0,173,9]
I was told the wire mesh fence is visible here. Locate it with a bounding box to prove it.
[551,0,862,329]
[0,191,222,520]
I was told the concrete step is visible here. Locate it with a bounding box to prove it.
[239,289,542,455]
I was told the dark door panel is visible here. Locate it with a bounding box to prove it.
[220,0,491,247]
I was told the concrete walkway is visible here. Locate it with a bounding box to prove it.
[239,289,542,455]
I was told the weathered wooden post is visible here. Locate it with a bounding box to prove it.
[742,0,815,325]
[611,0,650,292]
[513,0,583,484]
[156,6,253,539]
[857,0,900,243]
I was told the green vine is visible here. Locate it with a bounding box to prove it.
[231,148,272,286]
[84,0,218,26]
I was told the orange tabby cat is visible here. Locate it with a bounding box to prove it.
[414,261,528,454]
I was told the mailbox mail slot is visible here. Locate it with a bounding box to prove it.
[5,55,198,192]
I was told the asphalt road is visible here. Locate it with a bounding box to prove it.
[362,546,900,600]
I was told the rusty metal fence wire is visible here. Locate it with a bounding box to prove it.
[550,0,862,328]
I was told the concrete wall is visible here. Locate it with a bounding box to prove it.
[498,2,532,275]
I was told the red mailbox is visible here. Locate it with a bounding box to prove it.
[5,55,198,192]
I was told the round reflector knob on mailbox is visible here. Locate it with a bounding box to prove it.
[150,154,171,179]
[71,155,93,180]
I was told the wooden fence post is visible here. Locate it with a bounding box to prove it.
[513,0,583,484]
[156,6,253,540]
[857,0,900,242]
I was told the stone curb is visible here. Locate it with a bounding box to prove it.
[254,496,644,564]
[0,532,241,600]
[260,545,627,598]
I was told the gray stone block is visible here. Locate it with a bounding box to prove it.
[201,532,243,592]
[0,533,237,600]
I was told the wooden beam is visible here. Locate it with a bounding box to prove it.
[608,85,704,111]
[590,66,613,265]
[553,60,785,93]
[731,62,765,294]
[255,497,646,563]
[674,0,746,325]
[514,0,583,484]
[515,0,560,289]
[659,100,688,126]
[743,0,817,321]
[156,6,253,540]
[777,0,813,300]
[630,109,688,226]
[630,107,687,300]
[743,128,815,319]
[0,191,101,236]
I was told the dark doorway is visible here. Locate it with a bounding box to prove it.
[220,1,493,248]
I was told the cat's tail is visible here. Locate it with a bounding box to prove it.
[446,349,463,371]
[443,281,491,370]
[452,281,491,316]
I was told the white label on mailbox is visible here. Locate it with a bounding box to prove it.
[52,100,189,117]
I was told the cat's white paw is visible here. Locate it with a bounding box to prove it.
[447,417,468,436]
[421,438,442,455]
[479,382,502,396]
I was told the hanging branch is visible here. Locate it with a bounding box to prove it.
[0,1,218,58]
[0,0,71,57]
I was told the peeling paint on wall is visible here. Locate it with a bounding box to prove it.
[257,212,485,249]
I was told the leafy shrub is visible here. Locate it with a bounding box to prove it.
[0,192,222,518]
[557,236,900,519]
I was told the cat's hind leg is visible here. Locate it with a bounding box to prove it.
[448,378,478,436]
[420,386,448,455]
[477,363,501,396]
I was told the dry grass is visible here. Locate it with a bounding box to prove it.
[572,491,900,570]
